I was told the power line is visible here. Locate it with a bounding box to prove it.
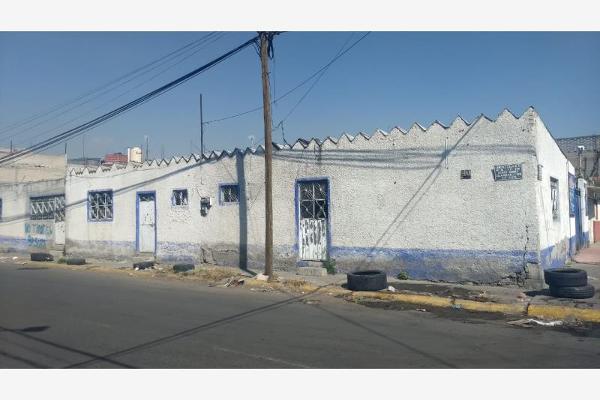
[204,32,371,126]
[0,32,222,140]
[274,32,356,130]
[10,32,226,148]
[0,35,260,166]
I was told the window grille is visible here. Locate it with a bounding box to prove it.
[550,178,559,221]
[220,184,239,203]
[31,195,65,222]
[299,181,328,220]
[88,191,113,221]
[171,189,188,206]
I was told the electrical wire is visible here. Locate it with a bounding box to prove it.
[0,35,260,166]
[12,32,226,148]
[204,32,371,125]
[0,32,222,141]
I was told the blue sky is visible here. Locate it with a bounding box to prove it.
[0,31,599,159]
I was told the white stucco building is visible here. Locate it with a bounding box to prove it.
[57,107,589,283]
[0,152,67,253]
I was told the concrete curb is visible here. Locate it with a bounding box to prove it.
[266,279,600,323]
[13,258,600,324]
[528,304,600,323]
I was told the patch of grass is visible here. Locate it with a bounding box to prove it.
[196,266,242,282]
[284,279,308,289]
[323,258,336,275]
[57,257,66,264]
[396,271,409,280]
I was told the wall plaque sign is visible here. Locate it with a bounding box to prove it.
[493,164,523,181]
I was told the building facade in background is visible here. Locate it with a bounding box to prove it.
[103,152,128,164]
[0,151,66,253]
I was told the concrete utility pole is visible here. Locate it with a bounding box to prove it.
[259,32,275,279]
[200,94,205,158]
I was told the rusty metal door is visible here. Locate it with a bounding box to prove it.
[298,180,328,260]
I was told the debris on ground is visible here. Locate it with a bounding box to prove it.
[12,256,18,260]
[451,304,462,310]
[255,273,269,281]
[250,287,271,292]
[416,308,427,312]
[507,318,563,328]
[302,299,320,305]
[283,279,308,290]
[387,286,397,292]
[224,277,245,287]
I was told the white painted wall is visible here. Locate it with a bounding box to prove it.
[65,108,572,283]
[0,178,65,251]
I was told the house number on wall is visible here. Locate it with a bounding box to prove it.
[493,164,523,181]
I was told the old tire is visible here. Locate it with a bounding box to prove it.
[549,284,595,299]
[30,252,53,262]
[66,257,86,265]
[544,268,587,287]
[173,263,195,273]
[133,261,155,270]
[347,270,387,291]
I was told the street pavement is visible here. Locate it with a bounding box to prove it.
[1,262,599,368]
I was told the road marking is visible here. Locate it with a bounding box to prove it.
[211,344,310,368]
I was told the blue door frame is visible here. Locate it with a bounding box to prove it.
[135,191,157,254]
[294,177,332,261]
[574,188,583,251]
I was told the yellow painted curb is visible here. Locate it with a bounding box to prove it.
[528,304,600,323]
[454,299,526,315]
[352,291,453,307]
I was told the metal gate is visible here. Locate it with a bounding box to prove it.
[137,192,156,253]
[298,180,329,260]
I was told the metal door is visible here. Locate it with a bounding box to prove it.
[298,180,328,260]
[138,193,156,253]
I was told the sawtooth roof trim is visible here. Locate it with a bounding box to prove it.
[69,106,536,176]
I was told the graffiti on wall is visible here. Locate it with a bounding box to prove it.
[24,222,53,248]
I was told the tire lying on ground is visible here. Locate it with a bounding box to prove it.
[173,263,195,273]
[544,268,587,287]
[133,261,155,270]
[30,252,54,262]
[549,284,595,299]
[66,257,86,265]
[347,270,387,291]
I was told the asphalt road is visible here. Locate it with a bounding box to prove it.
[1,262,599,368]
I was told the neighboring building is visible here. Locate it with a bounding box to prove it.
[0,149,66,183]
[0,151,66,253]
[104,152,128,164]
[64,107,588,285]
[68,157,102,168]
[127,147,143,163]
[556,134,600,244]
[555,134,600,180]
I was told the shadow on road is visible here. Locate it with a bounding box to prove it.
[62,284,332,368]
[314,304,458,368]
[0,325,137,368]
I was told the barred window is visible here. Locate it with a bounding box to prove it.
[550,177,559,221]
[88,190,113,221]
[171,189,188,206]
[31,195,65,221]
[220,184,239,204]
